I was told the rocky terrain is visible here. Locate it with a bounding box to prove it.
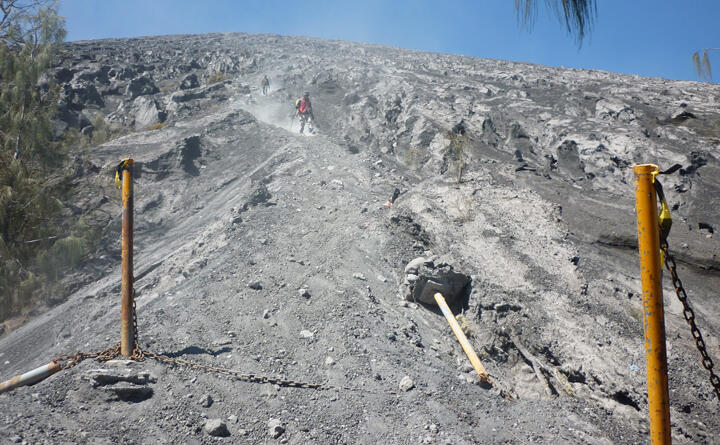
[1,32,719,444]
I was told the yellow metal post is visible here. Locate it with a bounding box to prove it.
[633,164,671,444]
[120,159,135,356]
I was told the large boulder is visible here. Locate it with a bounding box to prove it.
[63,79,104,109]
[126,76,159,100]
[180,73,200,90]
[74,65,111,84]
[133,96,165,129]
[169,80,228,103]
[401,256,471,305]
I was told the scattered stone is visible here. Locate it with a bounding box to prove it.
[299,330,314,339]
[105,384,154,402]
[245,184,272,208]
[86,368,157,387]
[228,415,238,424]
[399,375,415,392]
[103,359,135,367]
[204,419,230,437]
[180,73,200,90]
[377,275,388,283]
[268,418,285,439]
[248,281,262,290]
[299,288,311,299]
[125,76,159,99]
[325,356,335,366]
[404,257,427,274]
[353,272,367,281]
[459,362,474,373]
[199,394,213,408]
[263,309,271,319]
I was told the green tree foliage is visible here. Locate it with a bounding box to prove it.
[0,0,68,321]
[515,0,596,46]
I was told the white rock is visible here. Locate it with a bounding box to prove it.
[399,375,415,391]
[268,418,285,438]
[404,257,426,274]
[204,419,229,437]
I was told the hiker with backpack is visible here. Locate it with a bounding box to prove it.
[295,92,314,134]
[261,75,270,95]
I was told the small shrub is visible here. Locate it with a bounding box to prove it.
[60,115,123,150]
[147,121,166,131]
[444,130,467,183]
[456,313,475,338]
[37,236,85,281]
[405,146,424,170]
[73,216,103,248]
[18,273,42,305]
[60,127,90,150]
[91,115,112,145]
[207,71,227,84]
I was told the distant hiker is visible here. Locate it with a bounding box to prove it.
[261,75,270,95]
[295,91,314,134]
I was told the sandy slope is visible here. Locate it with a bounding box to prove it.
[1,33,719,444]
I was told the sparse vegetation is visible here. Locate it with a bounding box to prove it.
[207,71,227,84]
[404,146,424,170]
[59,115,124,151]
[444,129,468,183]
[147,121,166,131]
[456,313,474,338]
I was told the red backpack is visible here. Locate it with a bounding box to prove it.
[297,98,310,114]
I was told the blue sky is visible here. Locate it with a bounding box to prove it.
[59,0,720,82]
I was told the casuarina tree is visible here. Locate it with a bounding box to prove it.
[692,48,719,82]
[515,0,596,46]
[0,0,68,320]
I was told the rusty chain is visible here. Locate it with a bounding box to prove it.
[48,163,392,394]
[51,289,370,393]
[662,245,720,402]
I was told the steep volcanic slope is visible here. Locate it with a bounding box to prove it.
[1,33,719,444]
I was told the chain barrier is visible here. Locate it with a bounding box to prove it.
[662,245,720,402]
[654,175,720,402]
[47,158,387,395]
[50,291,381,394]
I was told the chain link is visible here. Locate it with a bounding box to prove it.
[662,245,720,402]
